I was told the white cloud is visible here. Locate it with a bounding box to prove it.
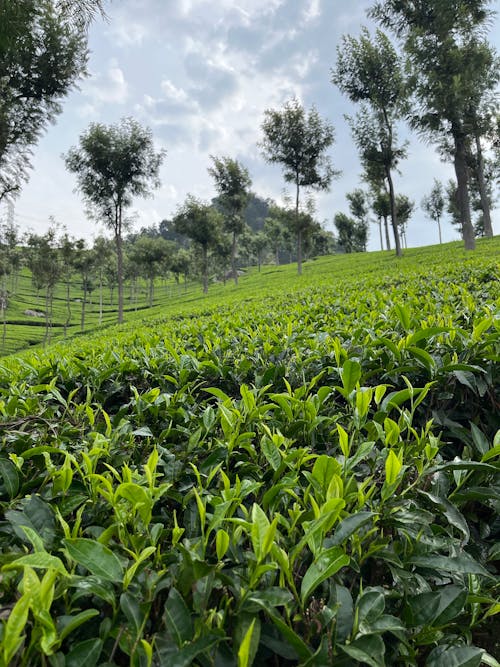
[303,0,321,22]
[83,59,129,106]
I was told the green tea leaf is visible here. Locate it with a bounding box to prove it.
[4,552,69,576]
[63,538,123,582]
[0,458,19,498]
[410,555,493,578]
[156,633,221,667]
[385,449,402,485]
[216,529,230,560]
[340,634,385,667]
[426,645,483,667]
[301,547,349,604]
[330,512,375,546]
[164,588,193,647]
[57,610,100,642]
[65,638,103,667]
[237,618,260,667]
[341,359,361,394]
[261,436,281,471]
[406,585,467,627]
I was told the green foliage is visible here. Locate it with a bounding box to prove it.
[65,117,165,323]
[0,0,87,201]
[0,240,498,665]
[260,98,339,274]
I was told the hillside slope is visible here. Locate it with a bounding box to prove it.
[0,240,499,666]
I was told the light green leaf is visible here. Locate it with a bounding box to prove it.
[261,436,281,471]
[216,529,230,560]
[4,552,69,576]
[238,618,260,667]
[341,359,361,394]
[385,449,402,485]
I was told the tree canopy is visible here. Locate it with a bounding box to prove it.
[261,98,338,274]
[0,0,88,201]
[64,117,165,322]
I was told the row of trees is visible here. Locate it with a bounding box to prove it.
[0,190,338,343]
[331,2,498,256]
[0,0,498,329]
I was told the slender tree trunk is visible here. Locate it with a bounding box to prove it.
[385,167,402,257]
[64,280,71,337]
[1,279,7,352]
[115,203,124,323]
[231,230,238,285]
[437,217,442,245]
[81,284,87,332]
[202,245,208,294]
[474,132,493,238]
[378,218,383,251]
[99,270,103,325]
[295,178,302,275]
[453,130,475,250]
[383,216,391,251]
[44,286,50,344]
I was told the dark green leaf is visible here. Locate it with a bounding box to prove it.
[330,511,375,546]
[340,634,385,667]
[163,588,193,647]
[426,645,483,667]
[0,458,20,498]
[63,538,123,582]
[301,547,350,604]
[65,638,103,667]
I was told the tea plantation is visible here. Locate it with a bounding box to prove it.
[0,241,499,666]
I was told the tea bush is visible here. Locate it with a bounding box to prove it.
[0,242,499,666]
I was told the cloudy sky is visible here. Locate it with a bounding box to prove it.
[5,0,500,250]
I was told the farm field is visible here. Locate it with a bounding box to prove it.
[0,240,499,666]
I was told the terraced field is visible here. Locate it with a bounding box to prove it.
[0,240,499,666]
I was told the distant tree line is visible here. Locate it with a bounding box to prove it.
[0,0,497,314]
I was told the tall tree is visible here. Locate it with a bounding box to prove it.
[346,189,369,252]
[65,118,165,323]
[332,28,408,257]
[260,98,338,275]
[0,1,87,202]
[369,0,498,250]
[129,235,173,306]
[56,0,107,28]
[465,40,499,237]
[173,197,222,294]
[209,156,251,285]
[26,227,61,343]
[58,232,78,335]
[92,235,114,324]
[421,179,446,244]
[395,194,414,249]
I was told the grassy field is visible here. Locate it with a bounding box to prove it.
[0,239,499,666]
